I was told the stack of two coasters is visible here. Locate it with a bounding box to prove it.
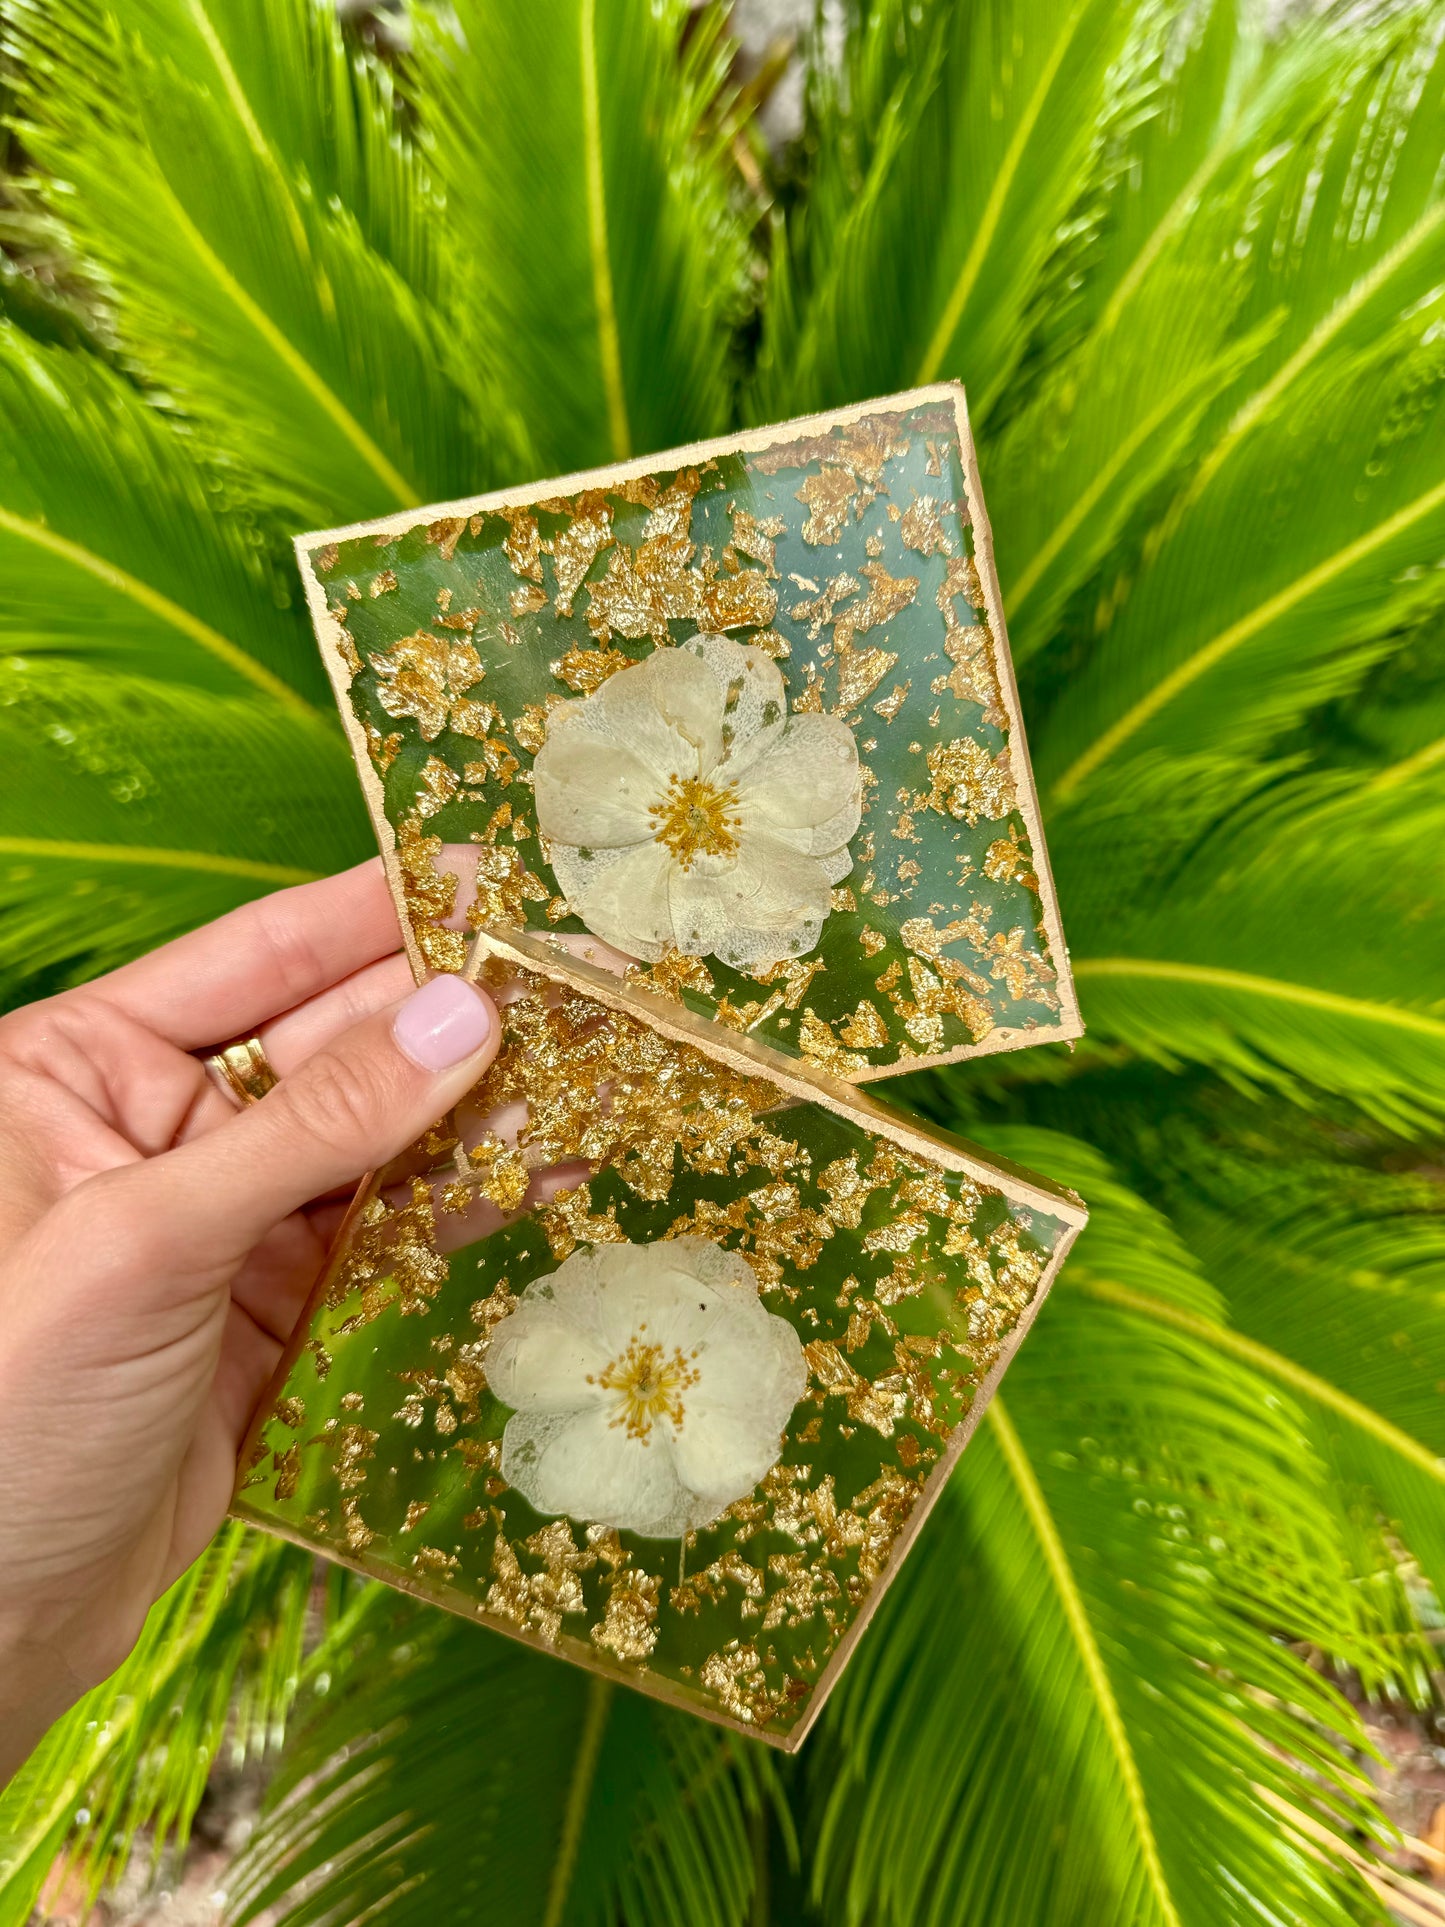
[235,386,1087,1748]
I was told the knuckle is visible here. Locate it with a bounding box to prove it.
[244,894,331,1009]
[275,1046,393,1158]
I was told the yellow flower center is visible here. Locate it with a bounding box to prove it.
[591,1330,700,1442]
[648,773,742,871]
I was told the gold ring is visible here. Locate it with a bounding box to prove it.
[204,1036,280,1108]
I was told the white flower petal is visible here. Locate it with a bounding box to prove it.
[669,1401,792,1509]
[533,726,660,848]
[692,1304,806,1416]
[502,1404,688,1535]
[733,714,861,846]
[592,643,724,778]
[668,833,833,962]
[482,1303,610,1412]
[552,838,676,959]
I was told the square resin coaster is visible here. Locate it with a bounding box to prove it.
[296,385,1081,1081]
[235,929,1086,1747]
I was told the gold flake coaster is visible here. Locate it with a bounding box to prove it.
[235,929,1086,1748]
[295,385,1081,1080]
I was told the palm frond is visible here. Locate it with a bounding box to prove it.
[0,323,319,706]
[0,1527,315,1927]
[1060,762,1445,1126]
[984,2,1373,662]
[754,0,1138,425]
[409,0,753,475]
[805,1126,1395,1927]
[1035,7,1445,798]
[0,658,368,995]
[1170,1151,1445,1632]
[4,0,509,524]
[224,1587,778,1927]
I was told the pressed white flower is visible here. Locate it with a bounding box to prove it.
[533,633,861,969]
[481,1238,808,1539]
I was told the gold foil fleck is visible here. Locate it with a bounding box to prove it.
[554,645,633,693]
[551,493,614,614]
[917,737,1016,826]
[412,1545,459,1578]
[371,632,492,741]
[838,1001,888,1050]
[591,1569,661,1662]
[795,463,858,544]
[501,508,544,582]
[370,569,398,597]
[899,496,953,558]
[425,517,467,562]
[725,507,786,577]
[510,583,548,617]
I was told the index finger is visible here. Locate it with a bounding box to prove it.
[85,860,408,1049]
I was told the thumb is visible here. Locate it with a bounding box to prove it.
[114,974,499,1274]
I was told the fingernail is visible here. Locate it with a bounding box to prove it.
[393,975,494,1071]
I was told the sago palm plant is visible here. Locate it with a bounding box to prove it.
[0,0,1444,1921]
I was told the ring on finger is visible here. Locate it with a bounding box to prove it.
[202,1036,280,1109]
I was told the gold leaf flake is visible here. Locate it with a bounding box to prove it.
[795,463,857,544]
[789,571,859,640]
[835,640,898,712]
[501,507,543,582]
[510,582,548,617]
[551,494,614,614]
[917,737,1016,825]
[859,927,887,957]
[899,495,953,557]
[834,560,917,649]
[701,564,778,632]
[363,722,403,774]
[312,542,339,574]
[514,697,565,754]
[872,681,911,721]
[370,568,398,596]
[802,1339,906,1436]
[412,1545,459,1578]
[982,829,1037,889]
[554,645,634,692]
[372,632,492,741]
[425,517,467,562]
[591,1569,660,1662]
[725,506,786,577]
[838,1000,888,1049]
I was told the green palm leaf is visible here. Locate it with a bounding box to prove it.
[1059,762,1445,1125]
[753,0,1138,423]
[0,658,367,994]
[409,0,751,474]
[4,0,508,523]
[0,1527,315,1927]
[224,1589,777,1927]
[1036,9,1445,797]
[0,324,318,706]
[806,1128,1393,1927]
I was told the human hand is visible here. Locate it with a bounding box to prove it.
[0,864,500,1778]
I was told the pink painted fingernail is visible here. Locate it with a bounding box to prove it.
[393,976,494,1071]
